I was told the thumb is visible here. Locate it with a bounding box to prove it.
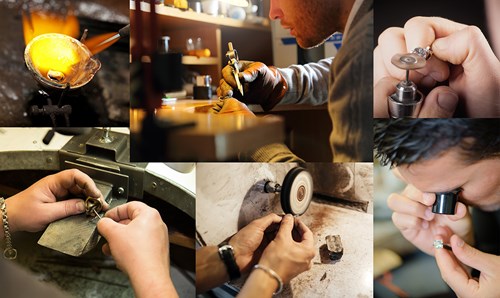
[45,199,86,221]
[419,86,458,117]
[450,234,495,274]
[97,217,119,241]
[277,214,294,239]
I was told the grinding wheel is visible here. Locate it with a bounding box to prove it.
[391,53,426,70]
[281,167,313,215]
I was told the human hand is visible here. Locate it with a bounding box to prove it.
[97,201,177,298]
[228,213,283,273]
[5,169,106,233]
[434,231,500,297]
[257,214,315,284]
[374,17,500,117]
[217,61,288,111]
[210,97,255,116]
[387,184,472,255]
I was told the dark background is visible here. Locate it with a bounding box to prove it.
[374,0,490,46]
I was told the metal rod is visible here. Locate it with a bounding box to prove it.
[80,28,89,43]
[93,209,102,219]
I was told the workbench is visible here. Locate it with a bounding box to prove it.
[130,100,285,161]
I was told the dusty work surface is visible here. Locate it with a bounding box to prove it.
[196,163,373,297]
[0,0,129,127]
[198,201,373,298]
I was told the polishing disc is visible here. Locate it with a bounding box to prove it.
[281,167,313,215]
[391,53,426,70]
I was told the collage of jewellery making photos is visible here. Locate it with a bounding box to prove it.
[0,0,498,297]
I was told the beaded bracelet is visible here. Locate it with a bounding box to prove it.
[0,197,17,259]
[253,264,283,295]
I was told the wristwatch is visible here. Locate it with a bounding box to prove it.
[218,242,241,280]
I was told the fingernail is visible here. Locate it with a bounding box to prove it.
[76,201,85,213]
[437,92,459,112]
[456,237,464,248]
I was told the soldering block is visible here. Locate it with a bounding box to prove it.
[326,235,343,261]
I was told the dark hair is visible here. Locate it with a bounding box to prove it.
[374,119,500,167]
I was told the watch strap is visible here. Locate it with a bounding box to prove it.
[218,242,241,280]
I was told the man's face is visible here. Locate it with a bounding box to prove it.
[269,0,354,49]
[396,148,500,211]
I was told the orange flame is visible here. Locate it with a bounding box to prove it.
[84,32,120,55]
[22,10,80,45]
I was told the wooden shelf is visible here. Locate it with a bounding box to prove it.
[131,0,273,85]
[130,1,271,31]
[140,55,218,66]
[182,56,219,65]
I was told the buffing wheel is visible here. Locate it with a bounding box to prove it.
[391,53,426,70]
[281,167,313,215]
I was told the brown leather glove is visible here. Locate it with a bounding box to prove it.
[217,61,288,111]
[210,97,255,117]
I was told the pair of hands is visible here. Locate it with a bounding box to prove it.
[229,213,315,284]
[388,184,500,296]
[375,17,500,118]
[5,169,176,297]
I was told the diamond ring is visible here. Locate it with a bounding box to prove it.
[412,46,433,60]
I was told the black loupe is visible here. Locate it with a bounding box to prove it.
[432,189,461,215]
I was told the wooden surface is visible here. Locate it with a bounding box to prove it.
[130,108,285,161]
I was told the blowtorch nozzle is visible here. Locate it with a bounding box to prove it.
[118,24,130,38]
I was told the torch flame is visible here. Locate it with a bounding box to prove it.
[22,10,80,45]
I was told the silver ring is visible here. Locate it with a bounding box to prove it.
[412,46,433,60]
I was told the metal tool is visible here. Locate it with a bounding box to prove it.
[388,46,432,118]
[87,24,130,55]
[261,167,313,216]
[225,42,244,96]
[432,189,461,215]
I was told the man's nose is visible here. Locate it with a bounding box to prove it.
[269,0,283,20]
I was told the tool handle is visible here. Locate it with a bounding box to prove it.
[119,24,130,37]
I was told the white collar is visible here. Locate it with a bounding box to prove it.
[343,0,365,37]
